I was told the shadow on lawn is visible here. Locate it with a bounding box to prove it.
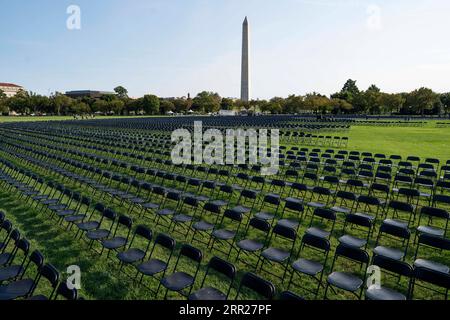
[0,193,133,299]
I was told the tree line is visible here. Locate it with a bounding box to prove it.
[1,80,449,116]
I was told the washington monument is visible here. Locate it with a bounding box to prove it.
[241,16,250,102]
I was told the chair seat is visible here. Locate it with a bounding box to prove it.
[373,246,404,261]
[76,221,100,231]
[307,200,327,208]
[277,219,299,229]
[137,259,168,276]
[157,209,174,216]
[231,206,250,214]
[338,235,367,248]
[172,214,193,223]
[41,199,59,205]
[417,226,445,237]
[0,253,13,266]
[120,194,135,200]
[254,212,275,221]
[292,258,323,276]
[212,229,235,240]
[189,287,227,300]
[131,198,146,204]
[86,229,110,240]
[57,210,75,217]
[327,272,363,292]
[210,200,228,207]
[261,247,290,263]
[237,239,264,252]
[331,206,351,214]
[365,286,406,300]
[192,221,214,231]
[161,272,195,291]
[414,259,450,274]
[284,197,303,205]
[306,227,330,239]
[0,279,35,300]
[143,202,159,210]
[65,214,85,223]
[0,265,24,282]
[48,204,67,211]
[117,248,146,264]
[102,237,127,249]
[32,195,48,201]
[384,219,409,230]
[355,212,375,221]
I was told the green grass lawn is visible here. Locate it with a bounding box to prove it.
[0,118,449,300]
[347,124,450,161]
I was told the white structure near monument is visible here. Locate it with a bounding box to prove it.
[240,17,250,102]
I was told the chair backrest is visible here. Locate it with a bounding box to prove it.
[55,282,78,300]
[420,206,449,219]
[379,222,411,240]
[313,208,336,221]
[301,233,330,252]
[154,233,176,250]
[206,256,236,280]
[179,244,203,263]
[248,217,271,234]
[373,255,412,277]
[335,244,369,264]
[345,213,372,229]
[412,267,450,297]
[237,272,275,300]
[417,234,450,251]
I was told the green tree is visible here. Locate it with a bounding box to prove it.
[380,93,405,114]
[51,92,74,115]
[159,99,175,114]
[192,91,221,113]
[283,95,303,114]
[141,94,160,115]
[109,100,125,114]
[364,85,383,114]
[404,87,440,115]
[92,99,109,114]
[172,98,191,113]
[440,93,450,115]
[70,101,90,114]
[114,86,128,99]
[220,98,235,110]
[331,79,360,105]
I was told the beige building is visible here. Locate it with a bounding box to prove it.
[0,83,24,97]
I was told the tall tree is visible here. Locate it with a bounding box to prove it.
[159,99,175,114]
[405,87,440,115]
[141,94,160,115]
[114,86,128,99]
[220,98,235,110]
[192,91,221,113]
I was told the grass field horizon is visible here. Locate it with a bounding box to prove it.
[3,116,449,161]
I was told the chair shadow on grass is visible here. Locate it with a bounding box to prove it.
[0,193,136,300]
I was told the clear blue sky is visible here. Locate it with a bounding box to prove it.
[1,0,449,99]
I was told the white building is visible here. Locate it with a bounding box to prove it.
[0,83,24,97]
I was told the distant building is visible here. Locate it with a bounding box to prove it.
[0,83,25,97]
[65,90,116,99]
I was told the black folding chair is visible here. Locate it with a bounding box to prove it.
[235,272,275,300]
[188,257,236,300]
[158,244,202,299]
